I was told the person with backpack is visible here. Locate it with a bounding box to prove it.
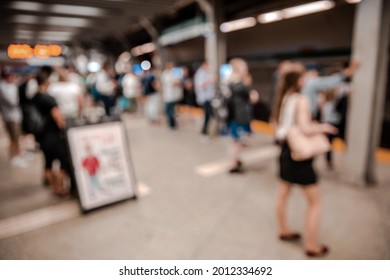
[32,71,70,197]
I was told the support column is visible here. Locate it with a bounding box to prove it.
[139,17,165,75]
[214,0,227,72]
[197,0,227,85]
[346,0,390,185]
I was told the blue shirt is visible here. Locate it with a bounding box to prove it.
[302,73,344,115]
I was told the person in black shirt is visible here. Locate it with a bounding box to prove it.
[32,71,69,196]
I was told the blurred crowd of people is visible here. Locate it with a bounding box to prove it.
[0,56,359,257]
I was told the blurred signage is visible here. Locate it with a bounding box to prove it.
[7,44,62,59]
[67,121,137,211]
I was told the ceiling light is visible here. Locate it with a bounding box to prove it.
[38,37,72,42]
[12,15,40,24]
[38,33,73,41]
[220,17,256,33]
[131,43,156,57]
[45,17,90,27]
[50,5,104,17]
[345,0,361,3]
[118,52,131,62]
[39,31,73,37]
[15,34,33,40]
[283,1,335,19]
[141,60,151,71]
[9,1,44,12]
[9,2,104,17]
[258,11,283,24]
[16,30,34,36]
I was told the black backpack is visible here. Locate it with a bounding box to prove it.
[22,101,45,137]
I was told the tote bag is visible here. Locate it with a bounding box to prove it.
[287,125,330,161]
[281,94,330,161]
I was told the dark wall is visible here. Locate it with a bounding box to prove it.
[227,4,355,57]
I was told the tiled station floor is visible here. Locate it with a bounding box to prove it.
[0,114,389,259]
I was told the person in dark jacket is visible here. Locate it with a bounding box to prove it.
[226,58,259,173]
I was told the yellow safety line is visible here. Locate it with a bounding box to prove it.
[250,120,390,164]
[177,105,390,164]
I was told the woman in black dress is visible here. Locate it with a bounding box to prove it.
[273,68,337,257]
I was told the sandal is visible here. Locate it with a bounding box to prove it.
[229,161,244,174]
[305,245,329,257]
[279,233,301,241]
[52,185,70,197]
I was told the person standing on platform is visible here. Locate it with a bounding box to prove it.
[301,61,359,117]
[122,68,141,113]
[225,58,259,173]
[32,71,70,197]
[143,66,160,123]
[0,71,27,168]
[182,66,195,107]
[48,68,84,124]
[96,63,117,116]
[194,61,215,137]
[273,68,338,257]
[161,62,183,130]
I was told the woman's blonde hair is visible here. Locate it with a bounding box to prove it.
[227,58,251,85]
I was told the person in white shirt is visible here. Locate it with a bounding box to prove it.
[0,71,27,168]
[95,63,117,116]
[161,62,183,129]
[48,68,84,121]
[194,61,215,136]
[122,69,141,112]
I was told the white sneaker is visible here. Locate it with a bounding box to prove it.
[11,156,29,168]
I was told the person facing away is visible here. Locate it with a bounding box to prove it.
[142,66,160,123]
[161,62,183,129]
[32,70,70,197]
[273,66,338,257]
[48,68,84,121]
[122,67,141,112]
[318,80,351,169]
[182,66,195,107]
[96,63,117,116]
[194,61,215,136]
[0,71,27,168]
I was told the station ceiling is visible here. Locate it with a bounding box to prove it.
[0,0,346,52]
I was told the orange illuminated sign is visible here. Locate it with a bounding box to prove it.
[7,44,62,59]
[7,44,34,59]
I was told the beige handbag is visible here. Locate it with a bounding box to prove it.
[287,125,330,161]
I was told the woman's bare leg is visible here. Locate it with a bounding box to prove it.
[302,185,323,251]
[276,180,294,235]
